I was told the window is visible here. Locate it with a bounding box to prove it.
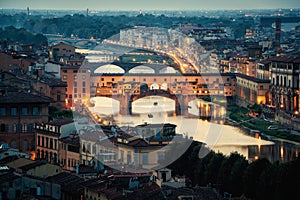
[50,139,53,149]
[32,107,39,116]
[82,81,86,87]
[11,107,17,116]
[63,70,67,73]
[74,82,77,87]
[142,153,148,164]
[27,124,34,132]
[81,69,86,73]
[92,145,97,154]
[38,136,41,146]
[57,92,61,101]
[158,152,164,161]
[260,85,264,90]
[42,136,44,147]
[74,88,77,93]
[11,124,15,133]
[73,70,78,73]
[0,108,6,116]
[21,107,28,116]
[16,124,22,133]
[0,124,7,132]
[82,88,86,93]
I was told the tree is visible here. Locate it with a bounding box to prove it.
[228,157,248,196]
[204,153,225,186]
[243,158,271,199]
[217,152,246,193]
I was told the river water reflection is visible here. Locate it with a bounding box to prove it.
[90,96,300,163]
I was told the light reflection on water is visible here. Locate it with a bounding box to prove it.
[90,96,300,162]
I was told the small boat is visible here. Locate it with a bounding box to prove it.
[153,102,158,106]
[148,113,153,118]
[267,125,278,130]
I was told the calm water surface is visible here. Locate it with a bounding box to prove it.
[88,96,300,162]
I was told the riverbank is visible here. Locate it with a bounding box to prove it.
[227,105,300,143]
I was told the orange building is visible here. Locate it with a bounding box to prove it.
[0,88,50,153]
[236,73,270,106]
[59,133,80,171]
[35,118,80,171]
[61,65,90,109]
[0,52,33,72]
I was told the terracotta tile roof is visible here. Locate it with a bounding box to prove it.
[271,56,300,63]
[80,130,105,141]
[259,59,272,65]
[0,172,21,185]
[78,164,96,174]
[46,172,84,193]
[48,118,74,126]
[0,155,18,165]
[0,91,52,104]
[39,77,67,87]
[59,134,80,145]
[126,138,148,147]
[236,73,271,83]
[19,160,47,172]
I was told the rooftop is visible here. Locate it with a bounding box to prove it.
[271,56,300,63]
[48,118,74,126]
[46,172,84,193]
[0,91,52,104]
[19,160,47,172]
[236,73,271,84]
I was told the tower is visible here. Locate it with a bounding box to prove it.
[274,18,281,53]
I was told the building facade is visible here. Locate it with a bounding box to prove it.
[0,90,50,154]
[236,74,270,106]
[270,56,300,113]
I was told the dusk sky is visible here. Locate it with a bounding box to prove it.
[0,0,299,10]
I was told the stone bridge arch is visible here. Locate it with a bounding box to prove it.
[130,89,181,115]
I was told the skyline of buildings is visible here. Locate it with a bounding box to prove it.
[0,8,300,200]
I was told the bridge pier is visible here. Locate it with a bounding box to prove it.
[177,95,196,116]
[116,93,132,115]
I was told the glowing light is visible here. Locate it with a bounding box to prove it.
[280,146,284,159]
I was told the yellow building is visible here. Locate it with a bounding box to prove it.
[236,73,270,106]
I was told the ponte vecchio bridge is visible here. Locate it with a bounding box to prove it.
[91,72,236,116]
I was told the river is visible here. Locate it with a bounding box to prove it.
[88,96,300,163]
